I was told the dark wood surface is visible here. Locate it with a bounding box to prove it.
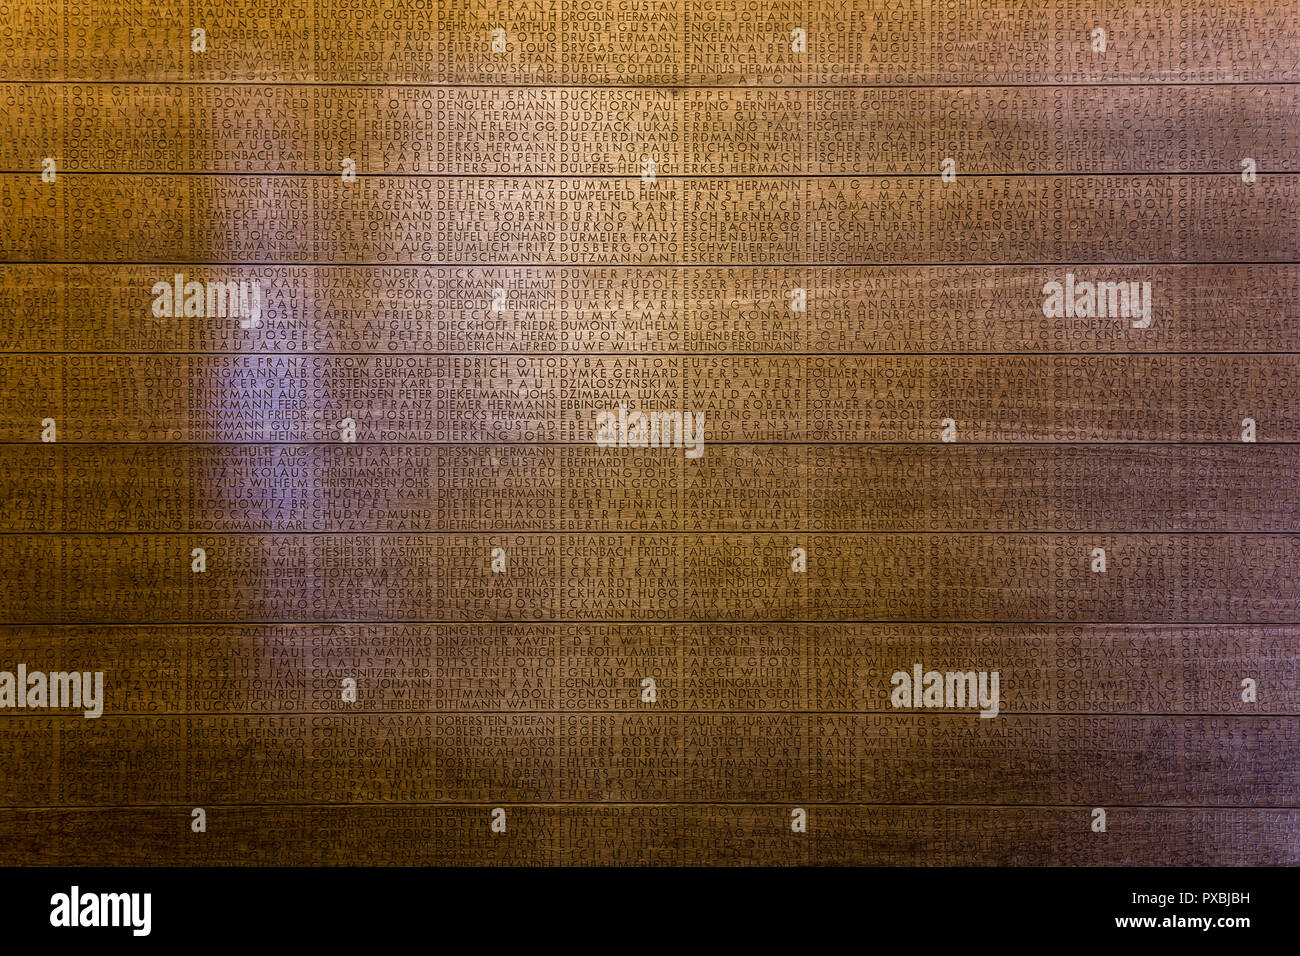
[0,0,1296,865]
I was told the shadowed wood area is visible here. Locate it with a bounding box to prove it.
[0,0,1296,866]
[4,807,1297,866]
[1,623,1296,713]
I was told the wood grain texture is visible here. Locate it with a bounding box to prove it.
[0,623,1294,713]
[0,0,1296,866]
[4,84,1298,174]
[0,713,1296,805]
[3,806,1297,866]
[1,444,1296,532]
[4,1,1298,84]
[0,354,1296,442]
[5,264,1300,354]
[0,532,1295,623]
[2,174,1296,263]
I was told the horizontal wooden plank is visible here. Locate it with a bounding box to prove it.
[0,623,1292,714]
[0,444,1296,532]
[4,1,1297,84]
[0,533,1294,623]
[5,84,1297,175]
[0,714,1293,805]
[3,264,1297,354]
[0,804,1294,865]
[2,175,1296,264]
[0,355,1294,442]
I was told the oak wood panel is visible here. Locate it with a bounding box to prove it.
[4,1,1297,85]
[0,623,1292,714]
[0,714,1293,806]
[5,84,1297,175]
[0,533,1294,623]
[2,0,1296,869]
[5,264,1298,355]
[3,805,1295,866]
[0,444,1296,532]
[2,174,1296,264]
[0,354,1294,442]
